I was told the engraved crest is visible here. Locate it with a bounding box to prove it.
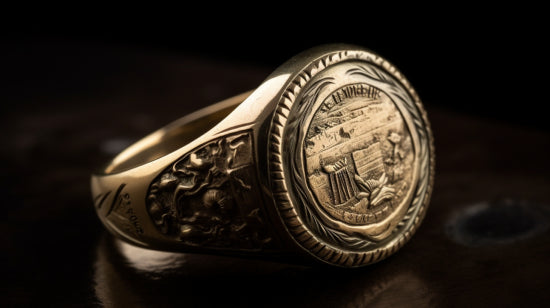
[269,49,434,267]
[305,83,414,225]
[146,131,271,250]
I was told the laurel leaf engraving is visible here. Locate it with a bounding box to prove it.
[346,65,397,87]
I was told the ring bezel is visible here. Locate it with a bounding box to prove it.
[268,47,435,267]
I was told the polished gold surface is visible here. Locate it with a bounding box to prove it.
[91,45,435,267]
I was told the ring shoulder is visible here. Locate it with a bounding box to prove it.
[146,129,275,251]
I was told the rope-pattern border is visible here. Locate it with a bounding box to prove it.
[268,49,435,267]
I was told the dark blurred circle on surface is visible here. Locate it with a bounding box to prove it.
[447,199,549,246]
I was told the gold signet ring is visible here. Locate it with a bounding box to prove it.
[91,45,435,267]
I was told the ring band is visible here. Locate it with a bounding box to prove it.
[91,44,435,267]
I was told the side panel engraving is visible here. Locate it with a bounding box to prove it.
[146,130,271,250]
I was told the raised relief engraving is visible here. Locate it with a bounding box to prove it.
[305,83,414,226]
[147,131,271,249]
[270,51,433,267]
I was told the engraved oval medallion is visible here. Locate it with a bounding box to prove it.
[304,83,414,227]
[269,47,434,267]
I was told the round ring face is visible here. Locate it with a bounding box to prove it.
[269,49,434,267]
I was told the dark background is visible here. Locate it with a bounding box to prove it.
[2,11,546,130]
[2,10,549,307]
